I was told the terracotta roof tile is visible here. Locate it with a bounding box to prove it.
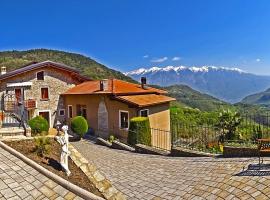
[63,79,167,95]
[114,94,175,107]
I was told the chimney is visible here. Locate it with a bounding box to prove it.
[1,66,6,75]
[100,79,109,91]
[141,77,147,89]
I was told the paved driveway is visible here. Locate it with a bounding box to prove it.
[0,146,82,200]
[72,140,270,200]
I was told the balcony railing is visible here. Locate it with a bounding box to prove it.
[24,99,36,109]
[4,99,36,111]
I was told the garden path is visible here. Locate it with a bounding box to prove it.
[73,139,270,200]
[0,146,83,200]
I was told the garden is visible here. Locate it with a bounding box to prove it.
[170,106,270,155]
[4,115,104,198]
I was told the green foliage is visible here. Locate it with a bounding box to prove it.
[108,135,116,143]
[71,116,88,138]
[34,134,51,157]
[216,110,242,140]
[0,49,136,82]
[128,117,151,146]
[170,106,219,126]
[28,116,49,136]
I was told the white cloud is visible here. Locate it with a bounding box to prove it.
[256,58,261,62]
[143,55,149,58]
[172,56,181,61]
[151,56,168,63]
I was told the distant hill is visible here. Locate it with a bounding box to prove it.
[0,49,135,82]
[241,88,270,106]
[161,84,231,111]
[125,66,270,103]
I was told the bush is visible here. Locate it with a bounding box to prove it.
[128,117,151,146]
[108,135,116,143]
[71,116,88,138]
[28,116,49,136]
[34,134,51,157]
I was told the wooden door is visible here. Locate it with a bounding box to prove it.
[39,111,50,127]
[15,88,22,101]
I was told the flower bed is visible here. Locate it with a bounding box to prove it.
[4,139,103,198]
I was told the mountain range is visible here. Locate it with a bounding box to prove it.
[241,88,270,106]
[125,66,270,103]
[161,85,229,112]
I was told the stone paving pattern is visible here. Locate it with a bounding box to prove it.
[73,140,270,200]
[0,146,83,200]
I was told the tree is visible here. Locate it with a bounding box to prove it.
[216,109,242,140]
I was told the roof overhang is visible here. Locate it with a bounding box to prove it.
[0,61,91,82]
[7,82,33,87]
[113,94,176,108]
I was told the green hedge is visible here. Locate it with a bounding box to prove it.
[128,117,151,146]
[28,116,49,136]
[71,116,88,138]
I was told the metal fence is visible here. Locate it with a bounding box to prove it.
[171,123,223,153]
[170,113,270,153]
[92,113,270,153]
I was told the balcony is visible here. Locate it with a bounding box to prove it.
[4,99,36,111]
[24,99,36,109]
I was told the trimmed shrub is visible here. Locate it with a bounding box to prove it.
[71,116,88,138]
[128,117,151,146]
[34,133,51,157]
[28,116,49,136]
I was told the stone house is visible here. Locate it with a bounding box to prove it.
[62,79,175,148]
[0,61,89,134]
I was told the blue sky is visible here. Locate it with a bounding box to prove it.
[1,0,270,74]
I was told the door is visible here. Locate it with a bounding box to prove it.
[39,111,50,127]
[15,88,22,101]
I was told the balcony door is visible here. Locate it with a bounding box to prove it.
[14,88,23,102]
[39,111,50,127]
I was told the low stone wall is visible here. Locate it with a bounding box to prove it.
[111,140,135,152]
[135,144,170,156]
[171,147,217,157]
[96,137,112,148]
[69,144,125,200]
[223,146,258,157]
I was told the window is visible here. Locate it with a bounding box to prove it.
[59,109,65,116]
[37,71,44,80]
[119,111,129,129]
[76,104,87,119]
[41,88,49,100]
[68,105,73,118]
[140,109,149,117]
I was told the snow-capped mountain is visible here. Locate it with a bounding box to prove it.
[125,66,270,103]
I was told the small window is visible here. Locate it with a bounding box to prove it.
[37,71,44,80]
[68,105,73,118]
[140,109,149,117]
[41,88,49,100]
[119,111,129,129]
[59,109,65,116]
[76,104,87,119]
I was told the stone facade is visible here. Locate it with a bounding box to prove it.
[0,65,83,127]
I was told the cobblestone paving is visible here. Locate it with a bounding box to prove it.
[73,140,270,200]
[0,147,83,200]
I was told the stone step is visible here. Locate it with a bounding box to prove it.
[0,127,25,137]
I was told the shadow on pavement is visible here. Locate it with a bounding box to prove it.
[235,163,270,176]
